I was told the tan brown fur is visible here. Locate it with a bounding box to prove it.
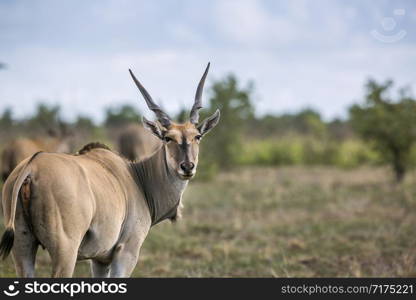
[118,124,161,161]
[165,122,201,144]
[1,137,71,182]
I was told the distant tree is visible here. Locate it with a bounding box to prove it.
[249,108,326,138]
[28,103,63,135]
[75,115,95,130]
[328,118,353,140]
[349,79,416,182]
[202,74,254,169]
[104,104,141,128]
[0,108,13,128]
[0,108,14,141]
[71,115,97,146]
[294,109,326,137]
[175,107,188,123]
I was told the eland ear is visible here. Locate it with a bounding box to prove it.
[197,109,220,136]
[142,116,164,140]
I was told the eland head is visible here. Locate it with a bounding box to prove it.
[129,63,220,180]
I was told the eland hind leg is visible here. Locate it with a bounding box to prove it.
[10,208,39,277]
[47,238,80,278]
[31,184,90,277]
[35,208,83,277]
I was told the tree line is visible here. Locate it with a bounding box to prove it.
[0,75,415,182]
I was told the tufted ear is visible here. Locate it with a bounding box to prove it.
[142,116,164,140]
[197,109,220,136]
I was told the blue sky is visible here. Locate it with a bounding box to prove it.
[0,0,415,122]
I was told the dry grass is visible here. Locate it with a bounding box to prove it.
[1,166,416,277]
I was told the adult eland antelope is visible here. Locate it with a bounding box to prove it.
[118,124,161,161]
[1,132,72,182]
[0,63,220,277]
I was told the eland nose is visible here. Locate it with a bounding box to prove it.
[180,162,195,173]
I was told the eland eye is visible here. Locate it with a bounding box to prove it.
[195,135,202,141]
[164,136,173,143]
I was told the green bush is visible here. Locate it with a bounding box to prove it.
[237,136,381,168]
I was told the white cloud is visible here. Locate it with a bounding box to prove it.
[0,0,415,123]
[0,46,214,122]
[213,0,303,47]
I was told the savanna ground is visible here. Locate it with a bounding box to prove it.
[1,166,416,277]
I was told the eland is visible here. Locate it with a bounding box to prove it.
[0,63,220,277]
[118,124,161,162]
[1,131,72,182]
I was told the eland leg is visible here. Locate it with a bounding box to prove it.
[90,260,111,278]
[47,238,80,278]
[11,208,38,277]
[109,244,141,277]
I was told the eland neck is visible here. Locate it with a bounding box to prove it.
[130,146,188,226]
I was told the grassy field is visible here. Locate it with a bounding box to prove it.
[1,166,416,277]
